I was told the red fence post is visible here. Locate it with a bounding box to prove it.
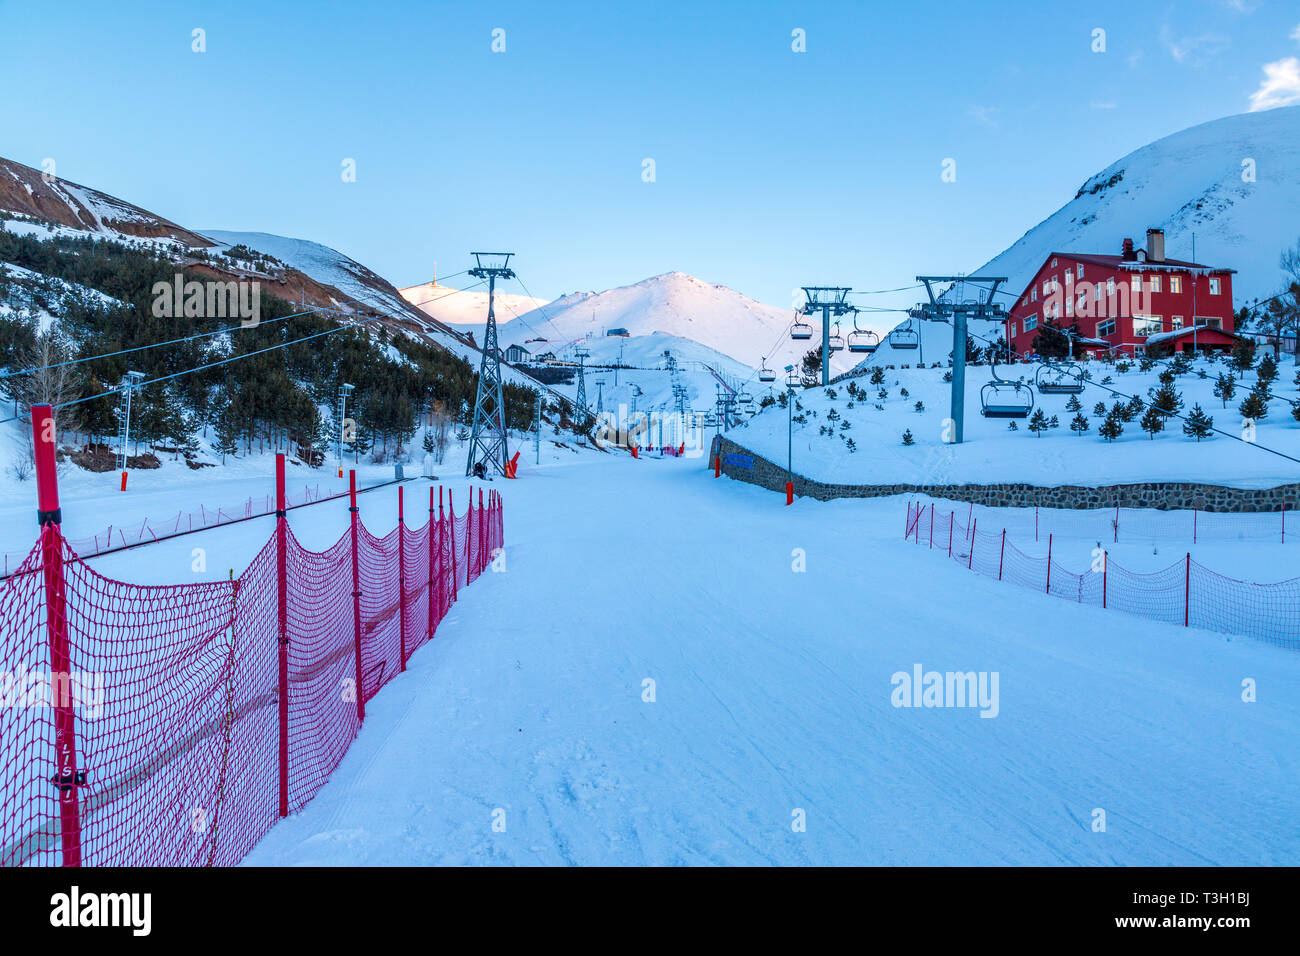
[1184,552,1190,627]
[448,490,458,603]
[275,454,289,819]
[32,404,83,867]
[478,488,486,575]
[427,486,436,644]
[1046,533,1053,595]
[968,518,977,570]
[349,470,364,722]
[398,486,406,672]
[1283,503,1287,545]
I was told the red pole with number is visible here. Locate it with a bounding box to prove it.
[1184,552,1190,627]
[349,470,364,721]
[275,454,289,818]
[397,486,406,671]
[32,405,83,866]
[478,488,486,574]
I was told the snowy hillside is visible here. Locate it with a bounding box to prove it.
[975,107,1300,308]
[400,280,548,329]
[849,312,1007,373]
[732,353,1300,489]
[0,156,213,248]
[496,272,857,377]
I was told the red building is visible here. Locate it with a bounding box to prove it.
[1005,229,1239,360]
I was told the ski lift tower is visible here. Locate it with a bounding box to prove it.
[116,370,145,489]
[574,346,590,417]
[916,275,1007,445]
[800,287,854,387]
[466,252,515,477]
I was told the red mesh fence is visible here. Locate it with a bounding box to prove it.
[904,500,1300,649]
[0,486,504,867]
[0,480,387,578]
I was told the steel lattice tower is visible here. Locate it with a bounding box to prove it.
[574,346,589,415]
[466,252,515,477]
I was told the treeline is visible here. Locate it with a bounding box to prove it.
[0,228,547,465]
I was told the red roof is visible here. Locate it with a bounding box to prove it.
[1047,252,1234,274]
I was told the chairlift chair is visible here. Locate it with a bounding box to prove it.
[828,321,845,352]
[758,359,776,383]
[980,360,1034,419]
[1034,361,1085,395]
[888,321,919,350]
[790,318,814,341]
[847,313,880,353]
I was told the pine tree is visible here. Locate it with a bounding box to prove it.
[1239,386,1269,422]
[1148,379,1183,417]
[1139,404,1165,439]
[1256,351,1278,387]
[914,400,925,413]
[1182,403,1214,441]
[870,366,886,386]
[1007,420,1018,431]
[1065,394,1082,413]
[1231,339,1256,374]
[1125,394,1145,421]
[1070,412,1089,435]
[1049,414,1060,429]
[1099,409,1124,442]
[901,428,914,446]
[1093,401,1106,416]
[1027,408,1048,437]
[1213,372,1236,408]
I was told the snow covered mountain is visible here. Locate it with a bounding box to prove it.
[0,157,212,248]
[975,106,1300,309]
[493,271,850,376]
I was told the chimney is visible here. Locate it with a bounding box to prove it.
[1146,228,1165,263]
[1121,237,1135,261]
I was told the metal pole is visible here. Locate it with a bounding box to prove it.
[821,304,831,387]
[397,486,406,671]
[951,308,967,444]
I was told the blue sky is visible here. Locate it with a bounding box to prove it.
[2,0,1298,315]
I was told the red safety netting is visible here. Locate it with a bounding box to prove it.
[905,500,1300,649]
[0,481,358,578]
[0,487,504,867]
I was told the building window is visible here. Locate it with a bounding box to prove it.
[1077,290,1087,311]
[1032,288,1038,302]
[1077,264,1084,279]
[1150,275,1161,293]
[1043,280,1050,296]
[1010,322,1017,338]
[1024,314,1038,332]
[1200,317,1222,329]
[1130,275,1142,294]
[1052,258,1058,268]
[1209,278,1221,295]
[1065,270,1073,285]
[1095,283,1102,303]
[1133,315,1162,336]
[1107,278,1115,297]
[1171,316,1183,329]
[1170,276,1182,294]
[1097,319,1116,337]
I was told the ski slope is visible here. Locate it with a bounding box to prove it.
[215,455,1300,865]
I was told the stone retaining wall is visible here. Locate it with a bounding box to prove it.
[710,435,1300,512]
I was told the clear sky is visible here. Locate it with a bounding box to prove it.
[2,0,1298,316]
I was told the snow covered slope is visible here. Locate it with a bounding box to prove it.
[975,107,1300,308]
[496,272,852,376]
[400,281,548,328]
[0,157,212,248]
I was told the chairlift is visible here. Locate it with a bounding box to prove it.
[1034,361,1085,395]
[785,367,801,388]
[825,321,844,352]
[736,389,753,404]
[758,358,776,382]
[847,312,880,353]
[888,320,919,350]
[790,318,814,340]
[980,359,1034,419]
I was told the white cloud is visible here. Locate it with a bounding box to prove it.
[1160,26,1229,65]
[1248,57,1300,111]
[966,105,999,128]
[1291,23,1300,44]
